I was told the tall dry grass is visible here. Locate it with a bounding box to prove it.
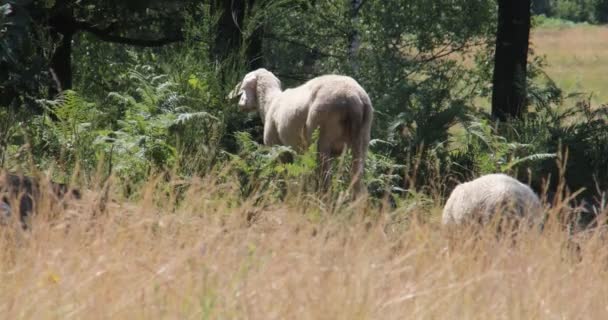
[1,172,607,319]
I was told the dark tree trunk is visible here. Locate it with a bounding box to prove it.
[246,24,264,70]
[0,62,17,108]
[348,0,363,73]
[491,0,531,121]
[49,31,74,96]
[214,0,242,54]
[47,2,77,97]
[214,0,262,70]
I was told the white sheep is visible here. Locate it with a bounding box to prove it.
[233,68,373,193]
[442,173,543,227]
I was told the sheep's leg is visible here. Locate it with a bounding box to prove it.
[349,134,368,196]
[350,146,365,195]
[263,120,280,146]
[317,141,334,193]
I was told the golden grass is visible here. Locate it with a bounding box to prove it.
[532,25,608,104]
[1,174,608,319]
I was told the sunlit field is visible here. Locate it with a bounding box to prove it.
[532,24,608,105]
[1,172,607,319]
[3,13,608,320]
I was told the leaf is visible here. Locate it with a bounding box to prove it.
[42,0,55,9]
[369,139,395,147]
[502,153,557,171]
[188,74,201,89]
[0,4,12,17]
[174,112,219,125]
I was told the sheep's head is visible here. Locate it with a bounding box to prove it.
[232,69,281,113]
[235,71,259,112]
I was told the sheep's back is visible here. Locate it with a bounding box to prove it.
[305,76,369,144]
[272,75,370,152]
[305,75,367,107]
[442,174,542,226]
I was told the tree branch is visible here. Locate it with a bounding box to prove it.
[264,32,344,59]
[354,0,366,14]
[76,21,184,47]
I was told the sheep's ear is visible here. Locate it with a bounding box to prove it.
[240,72,258,92]
[237,72,259,109]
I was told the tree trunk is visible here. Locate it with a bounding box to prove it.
[348,0,363,73]
[246,22,264,70]
[491,0,531,121]
[214,0,242,57]
[214,0,262,70]
[48,1,76,97]
[49,31,74,97]
[0,62,17,108]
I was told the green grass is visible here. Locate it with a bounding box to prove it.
[532,14,589,29]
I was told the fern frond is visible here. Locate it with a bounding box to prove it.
[174,112,220,125]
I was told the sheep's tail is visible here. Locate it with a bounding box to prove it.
[349,94,373,195]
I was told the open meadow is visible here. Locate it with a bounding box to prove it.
[532,23,608,105]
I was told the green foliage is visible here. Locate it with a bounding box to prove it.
[258,0,497,198]
[228,130,411,202]
[2,63,226,191]
[532,14,584,28]
[262,0,495,132]
[1,0,607,208]
[227,131,311,199]
[452,115,556,176]
[450,74,608,198]
[95,67,180,180]
[0,1,53,109]
[156,2,257,156]
[507,96,608,196]
[365,142,406,198]
[533,0,608,23]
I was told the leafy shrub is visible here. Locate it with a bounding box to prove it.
[450,115,557,179]
[227,131,315,200]
[533,0,608,24]
[1,64,228,192]
[506,97,608,197]
[227,130,412,204]
[532,14,581,28]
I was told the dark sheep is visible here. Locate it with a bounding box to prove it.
[0,172,81,228]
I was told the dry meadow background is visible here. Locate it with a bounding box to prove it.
[533,24,608,104]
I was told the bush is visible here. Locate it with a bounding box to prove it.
[533,0,608,24]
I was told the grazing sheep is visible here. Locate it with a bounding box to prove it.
[233,68,373,193]
[442,173,543,228]
[0,172,81,228]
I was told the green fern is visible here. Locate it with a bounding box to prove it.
[455,115,557,175]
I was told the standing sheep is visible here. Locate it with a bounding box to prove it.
[233,68,373,194]
[442,173,543,227]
